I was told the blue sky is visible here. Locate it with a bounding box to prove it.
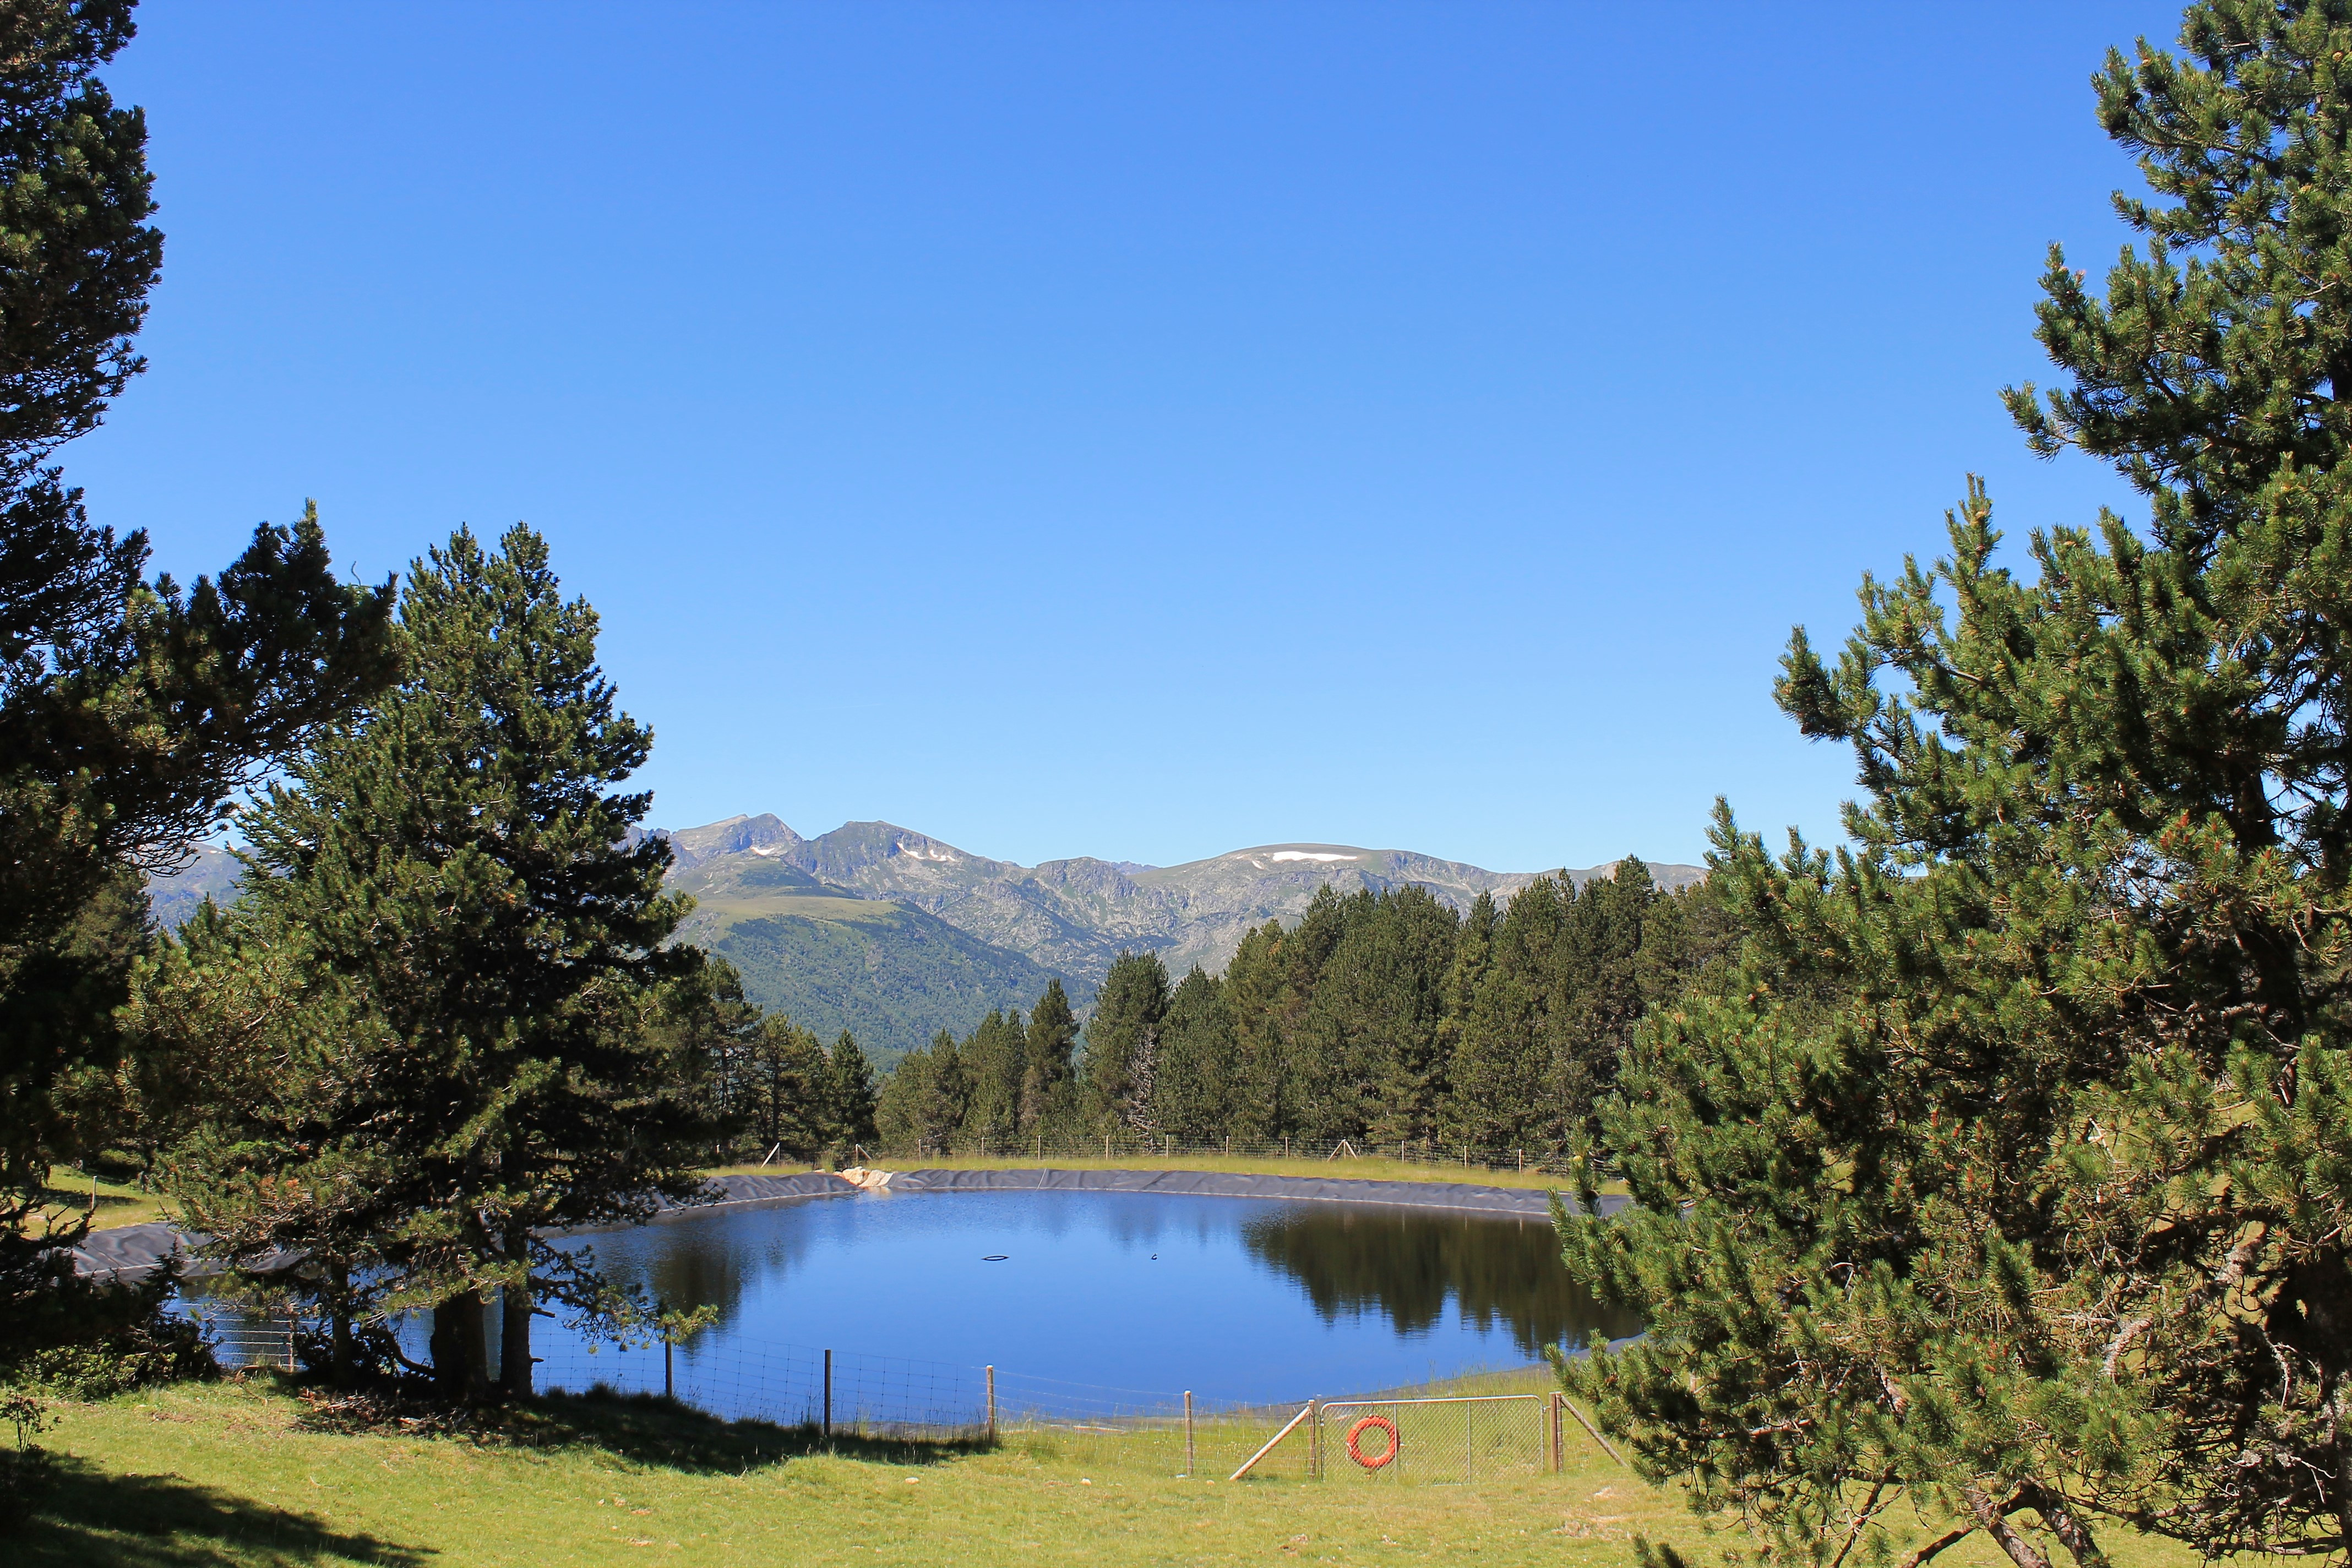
[74,2,2179,872]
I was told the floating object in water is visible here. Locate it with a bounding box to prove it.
[982,1254,1009,1262]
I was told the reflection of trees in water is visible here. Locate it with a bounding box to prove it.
[1240,1206,1640,1357]
[551,1208,819,1326]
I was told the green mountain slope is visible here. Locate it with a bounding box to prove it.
[669,857,1074,1066]
[663,814,1706,988]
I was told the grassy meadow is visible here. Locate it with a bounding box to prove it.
[29,1166,175,1234]
[15,1373,2214,1568]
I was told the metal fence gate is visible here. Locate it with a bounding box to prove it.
[1229,1392,1616,1484]
[1317,1395,1545,1484]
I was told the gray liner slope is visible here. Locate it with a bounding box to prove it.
[69,1171,857,1282]
[867,1167,1626,1218]
[72,1167,1615,1281]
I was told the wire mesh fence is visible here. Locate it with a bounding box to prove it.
[535,1335,989,1435]
[183,1306,300,1371]
[178,1301,1620,1483]
[1317,1395,1548,1484]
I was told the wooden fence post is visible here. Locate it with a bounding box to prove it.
[1228,1402,1314,1481]
[823,1348,833,1439]
[1184,1390,1194,1476]
[986,1364,997,1440]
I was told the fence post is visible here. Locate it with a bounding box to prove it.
[1228,1401,1315,1481]
[663,1336,673,1399]
[1184,1390,1194,1476]
[986,1364,997,1440]
[823,1348,833,1439]
[1548,1393,1562,1473]
[1309,1400,1322,1479]
[1558,1394,1626,1467]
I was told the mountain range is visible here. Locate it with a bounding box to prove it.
[147,816,1703,1065]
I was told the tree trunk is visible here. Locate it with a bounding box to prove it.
[458,1289,491,1400]
[1964,1483,2050,1568]
[429,1300,465,1401]
[433,1289,491,1402]
[500,1232,534,1401]
[328,1260,353,1387]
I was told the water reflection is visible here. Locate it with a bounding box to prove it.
[553,1210,821,1325]
[178,1192,1641,1409]
[1241,1205,1638,1356]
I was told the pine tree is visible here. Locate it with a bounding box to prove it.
[876,1030,966,1155]
[1289,888,1459,1144]
[1081,950,1170,1135]
[1561,5,2352,1559]
[1152,967,1237,1141]
[1435,890,1498,1118]
[0,0,392,1322]
[1221,921,1293,1141]
[197,525,715,1401]
[745,1016,830,1161]
[826,1031,878,1152]
[648,955,760,1164]
[957,1009,1025,1151]
[1446,875,1565,1149]
[1545,858,1657,1143]
[1020,979,1079,1135]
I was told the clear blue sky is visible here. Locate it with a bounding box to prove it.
[73,2,2179,873]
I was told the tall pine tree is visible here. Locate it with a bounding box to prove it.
[0,0,392,1329]
[198,525,715,1401]
[827,1031,878,1151]
[1021,979,1079,1135]
[1082,950,1170,1135]
[1561,4,2352,1559]
[1151,966,1237,1141]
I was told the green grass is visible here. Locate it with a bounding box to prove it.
[26,1166,175,1235]
[16,1374,1678,1567]
[688,893,903,924]
[14,1376,2215,1568]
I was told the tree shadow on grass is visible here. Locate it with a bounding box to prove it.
[491,1387,994,1475]
[10,1452,430,1566]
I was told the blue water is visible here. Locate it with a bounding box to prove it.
[513,1190,1632,1420]
[180,1188,1636,1422]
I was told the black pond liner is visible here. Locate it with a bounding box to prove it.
[72,1168,1630,1283]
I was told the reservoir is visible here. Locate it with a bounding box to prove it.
[516,1188,1636,1422]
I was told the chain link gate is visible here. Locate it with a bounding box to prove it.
[1316,1395,1547,1484]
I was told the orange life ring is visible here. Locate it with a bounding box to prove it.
[1346,1414,1400,1470]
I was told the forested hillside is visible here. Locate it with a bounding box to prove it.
[876,857,1727,1156]
[670,855,1074,1066]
